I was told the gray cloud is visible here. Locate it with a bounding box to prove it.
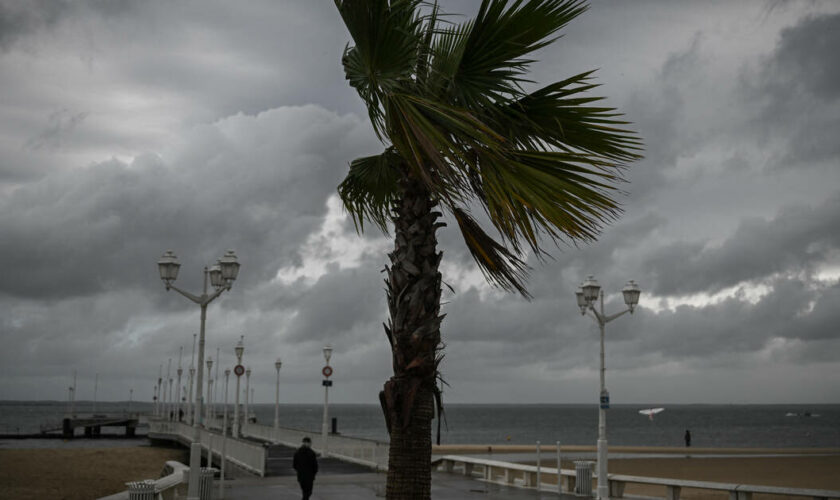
[643,193,840,296]
[1,0,839,404]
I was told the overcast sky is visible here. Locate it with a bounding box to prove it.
[1,0,839,406]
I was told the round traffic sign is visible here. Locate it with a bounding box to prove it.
[322,365,333,378]
[234,364,245,377]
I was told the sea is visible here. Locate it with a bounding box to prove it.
[1,401,838,450]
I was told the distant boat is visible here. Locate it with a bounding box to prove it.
[639,408,665,421]
[786,412,820,417]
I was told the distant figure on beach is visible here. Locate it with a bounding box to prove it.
[293,436,319,500]
[685,429,691,447]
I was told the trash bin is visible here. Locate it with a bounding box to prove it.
[574,461,594,496]
[126,479,155,500]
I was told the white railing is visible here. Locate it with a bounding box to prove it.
[433,455,840,500]
[149,420,266,476]
[241,421,389,471]
[97,460,188,500]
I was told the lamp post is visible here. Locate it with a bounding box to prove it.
[176,346,183,422]
[156,364,163,417]
[233,336,244,438]
[129,388,133,414]
[220,368,230,499]
[206,357,214,426]
[576,275,641,500]
[244,367,251,428]
[321,344,333,456]
[274,358,282,431]
[176,366,183,421]
[157,249,241,500]
[213,346,220,425]
[188,333,196,423]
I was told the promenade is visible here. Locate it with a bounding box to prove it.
[222,471,577,500]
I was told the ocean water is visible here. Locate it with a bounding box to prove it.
[1,401,838,449]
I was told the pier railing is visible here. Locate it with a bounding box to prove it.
[241,421,389,471]
[148,420,266,476]
[433,455,840,500]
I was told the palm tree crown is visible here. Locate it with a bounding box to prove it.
[336,0,642,297]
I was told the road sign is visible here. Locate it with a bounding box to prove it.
[600,390,610,409]
[234,364,245,377]
[322,366,333,378]
[322,380,333,387]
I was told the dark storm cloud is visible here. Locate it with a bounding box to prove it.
[642,193,840,296]
[743,11,840,167]
[2,1,840,403]
[0,106,377,300]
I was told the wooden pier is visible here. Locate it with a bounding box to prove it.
[39,414,142,438]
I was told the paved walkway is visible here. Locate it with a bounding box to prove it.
[220,471,578,499]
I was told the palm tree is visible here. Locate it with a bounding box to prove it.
[334,0,642,497]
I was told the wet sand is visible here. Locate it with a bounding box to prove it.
[0,446,187,500]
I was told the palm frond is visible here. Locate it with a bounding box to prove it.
[336,0,424,139]
[439,0,588,106]
[451,207,531,297]
[502,70,644,161]
[338,148,403,233]
[474,149,625,254]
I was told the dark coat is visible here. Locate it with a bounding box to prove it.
[293,446,318,479]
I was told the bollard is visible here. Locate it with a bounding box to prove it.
[557,440,562,494]
[536,440,541,489]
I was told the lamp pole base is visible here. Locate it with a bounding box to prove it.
[597,437,609,500]
[186,440,202,500]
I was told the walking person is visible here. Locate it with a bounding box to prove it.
[684,429,691,447]
[293,437,319,500]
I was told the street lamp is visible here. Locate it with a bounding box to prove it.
[244,367,252,428]
[321,344,333,455]
[274,358,282,431]
[576,275,640,500]
[233,336,244,438]
[157,249,240,500]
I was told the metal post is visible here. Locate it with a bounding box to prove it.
[321,377,329,456]
[70,371,76,417]
[93,372,98,414]
[213,347,220,424]
[186,269,210,500]
[157,365,163,417]
[220,370,229,499]
[536,440,541,489]
[274,364,281,431]
[166,358,172,421]
[233,372,242,438]
[557,440,562,494]
[189,333,196,424]
[597,291,608,500]
[244,369,251,430]
[128,388,133,414]
[176,346,183,422]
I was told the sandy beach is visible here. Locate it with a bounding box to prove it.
[0,446,187,500]
[434,445,840,499]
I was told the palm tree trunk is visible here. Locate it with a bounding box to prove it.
[381,172,443,500]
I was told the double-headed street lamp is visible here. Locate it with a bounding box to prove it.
[576,275,641,500]
[321,344,333,456]
[274,358,282,431]
[157,249,240,500]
